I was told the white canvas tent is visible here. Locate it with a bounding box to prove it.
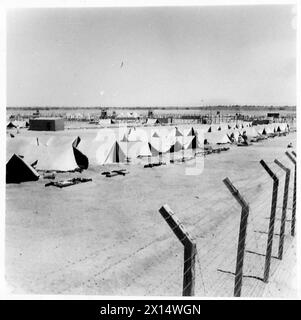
[220,124,230,131]
[127,128,148,142]
[146,118,159,125]
[207,124,219,133]
[76,135,112,166]
[167,127,184,137]
[6,154,40,184]
[154,127,170,138]
[98,119,113,126]
[271,122,279,132]
[125,141,152,162]
[234,123,244,129]
[148,137,171,156]
[183,127,197,136]
[101,141,128,164]
[244,127,260,138]
[77,135,129,165]
[14,120,29,128]
[244,121,252,127]
[169,140,184,153]
[276,123,288,132]
[6,136,39,163]
[262,125,274,135]
[34,136,81,171]
[94,128,122,142]
[254,125,265,135]
[6,135,81,171]
[165,127,184,140]
[168,136,198,152]
[7,121,18,129]
[7,120,29,129]
[210,124,221,132]
[186,135,202,149]
[175,127,183,137]
[194,127,208,138]
[204,131,231,144]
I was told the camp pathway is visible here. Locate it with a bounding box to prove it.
[5,132,297,296]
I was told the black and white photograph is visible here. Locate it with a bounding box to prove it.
[2,0,299,300]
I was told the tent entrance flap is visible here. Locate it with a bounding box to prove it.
[6,154,40,184]
[104,141,128,164]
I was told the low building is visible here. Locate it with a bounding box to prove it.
[267,112,280,118]
[29,117,64,131]
[157,117,173,124]
[252,119,271,125]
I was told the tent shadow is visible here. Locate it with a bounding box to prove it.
[264,217,291,222]
[254,230,280,236]
[217,269,264,282]
[246,250,279,260]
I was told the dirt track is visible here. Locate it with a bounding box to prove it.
[5,130,297,297]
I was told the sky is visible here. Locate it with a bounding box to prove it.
[6,5,296,107]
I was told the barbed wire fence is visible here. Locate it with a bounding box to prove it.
[145,149,297,297]
[80,148,295,297]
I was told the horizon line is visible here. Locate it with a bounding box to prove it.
[6,105,297,109]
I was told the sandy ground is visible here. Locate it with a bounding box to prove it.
[5,130,297,297]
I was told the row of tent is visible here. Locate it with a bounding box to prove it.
[6,122,289,182]
[112,122,288,144]
[6,134,201,182]
[84,118,252,128]
[76,122,289,163]
[6,128,202,178]
[116,112,140,119]
[7,120,29,129]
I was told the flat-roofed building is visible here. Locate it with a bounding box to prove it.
[29,117,64,131]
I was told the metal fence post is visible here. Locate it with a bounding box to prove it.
[159,204,196,296]
[285,152,296,236]
[260,160,279,283]
[274,159,291,260]
[223,177,249,297]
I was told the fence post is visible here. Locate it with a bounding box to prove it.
[223,177,249,297]
[260,160,279,283]
[274,159,291,260]
[159,204,196,296]
[285,151,296,236]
